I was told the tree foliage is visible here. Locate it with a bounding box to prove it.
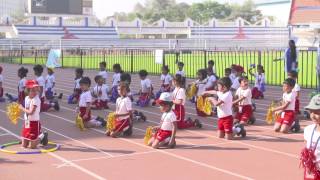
[109,0,264,24]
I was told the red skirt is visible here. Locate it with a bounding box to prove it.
[252,87,263,99]
[79,107,91,122]
[173,104,194,129]
[22,121,41,141]
[40,97,51,112]
[235,105,253,123]
[154,129,172,142]
[304,168,320,180]
[114,118,130,132]
[276,110,295,126]
[218,116,233,134]
[92,99,108,109]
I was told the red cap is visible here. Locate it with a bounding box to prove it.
[26,80,39,89]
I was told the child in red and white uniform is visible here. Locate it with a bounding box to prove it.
[288,70,301,114]
[176,62,185,77]
[98,61,108,84]
[205,77,246,139]
[18,67,28,105]
[110,64,122,103]
[205,68,217,91]
[0,66,3,101]
[172,74,202,129]
[153,66,173,106]
[34,65,59,112]
[68,68,83,104]
[301,95,320,180]
[137,70,153,107]
[77,77,106,128]
[208,60,216,74]
[91,75,109,109]
[106,82,133,138]
[195,69,208,116]
[147,92,177,149]
[233,77,254,125]
[19,80,48,149]
[249,65,265,99]
[272,78,296,133]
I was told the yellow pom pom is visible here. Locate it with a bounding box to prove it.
[6,103,21,125]
[265,101,276,125]
[144,126,153,145]
[186,83,197,100]
[76,115,86,131]
[196,96,212,116]
[106,112,116,132]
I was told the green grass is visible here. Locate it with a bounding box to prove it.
[1,50,318,88]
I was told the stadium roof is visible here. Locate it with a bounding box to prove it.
[289,0,320,25]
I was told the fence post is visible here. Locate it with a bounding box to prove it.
[80,49,83,68]
[20,45,23,64]
[162,50,166,67]
[130,50,134,73]
[258,50,261,65]
[35,50,37,64]
[103,49,106,62]
[204,50,207,68]
[61,49,64,67]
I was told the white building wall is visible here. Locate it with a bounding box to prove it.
[0,0,26,18]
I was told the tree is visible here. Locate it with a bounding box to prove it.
[226,0,263,23]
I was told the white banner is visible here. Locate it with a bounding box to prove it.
[155,49,163,64]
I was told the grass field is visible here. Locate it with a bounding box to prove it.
[1,50,318,88]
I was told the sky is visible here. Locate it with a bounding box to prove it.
[93,0,250,19]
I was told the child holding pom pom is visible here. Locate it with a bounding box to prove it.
[69,68,83,104]
[147,92,177,149]
[106,82,133,137]
[272,78,296,133]
[301,94,320,179]
[19,80,48,149]
[77,77,106,128]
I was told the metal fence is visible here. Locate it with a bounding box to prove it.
[0,48,318,89]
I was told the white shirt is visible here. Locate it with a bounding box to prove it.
[98,71,108,83]
[217,91,233,118]
[293,83,301,92]
[141,79,152,93]
[18,78,26,92]
[161,74,172,85]
[304,124,320,167]
[229,73,236,83]
[79,91,92,107]
[75,78,81,89]
[205,75,217,89]
[231,77,240,90]
[0,74,3,83]
[45,74,55,90]
[160,111,177,131]
[36,76,45,97]
[196,78,207,96]
[92,84,109,101]
[283,91,296,111]
[235,87,252,106]
[24,95,41,121]
[112,73,121,87]
[176,70,185,77]
[254,73,265,88]
[116,96,132,120]
[172,87,186,106]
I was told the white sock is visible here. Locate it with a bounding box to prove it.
[38,133,44,140]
